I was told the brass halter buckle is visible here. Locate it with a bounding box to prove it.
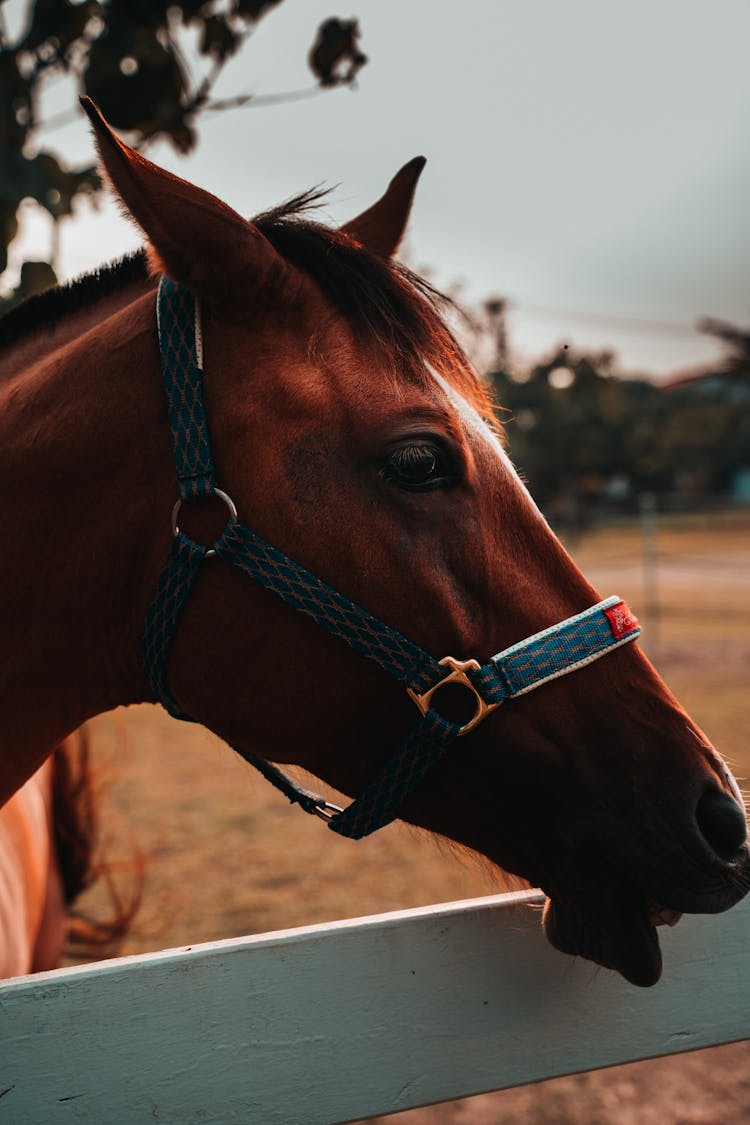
[407,656,502,736]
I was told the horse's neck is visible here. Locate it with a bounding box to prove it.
[0,279,172,801]
[0,281,145,380]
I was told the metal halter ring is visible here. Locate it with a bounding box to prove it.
[311,799,345,823]
[171,488,238,557]
[407,656,502,736]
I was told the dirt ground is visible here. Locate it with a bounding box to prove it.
[77,511,750,1124]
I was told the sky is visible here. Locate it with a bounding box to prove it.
[5,0,750,377]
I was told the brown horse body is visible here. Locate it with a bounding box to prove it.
[0,101,747,985]
[0,760,64,977]
[0,735,101,978]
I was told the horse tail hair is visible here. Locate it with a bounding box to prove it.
[51,729,144,959]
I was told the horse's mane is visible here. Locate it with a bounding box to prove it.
[0,189,494,419]
[0,252,149,352]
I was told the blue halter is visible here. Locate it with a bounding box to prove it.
[142,277,641,839]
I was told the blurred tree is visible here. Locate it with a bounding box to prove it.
[492,347,649,508]
[489,342,749,515]
[697,314,750,373]
[0,2,366,308]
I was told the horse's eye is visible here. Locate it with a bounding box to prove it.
[382,442,454,491]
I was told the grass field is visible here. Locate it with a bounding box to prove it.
[76,510,750,1124]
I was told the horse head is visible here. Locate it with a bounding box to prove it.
[80,101,748,986]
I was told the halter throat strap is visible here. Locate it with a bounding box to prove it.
[143,276,641,840]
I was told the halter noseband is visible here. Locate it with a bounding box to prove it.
[142,277,641,839]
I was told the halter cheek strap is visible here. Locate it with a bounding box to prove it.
[142,277,641,840]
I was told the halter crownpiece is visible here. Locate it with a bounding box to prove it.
[143,276,641,840]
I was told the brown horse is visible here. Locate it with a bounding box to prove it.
[0,99,747,987]
[0,760,65,977]
[0,735,106,977]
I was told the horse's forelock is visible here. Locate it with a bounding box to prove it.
[252,198,498,426]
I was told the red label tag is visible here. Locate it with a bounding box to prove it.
[604,600,639,640]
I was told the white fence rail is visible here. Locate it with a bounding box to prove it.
[1,889,748,1124]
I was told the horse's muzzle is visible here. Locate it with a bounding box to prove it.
[695,788,748,859]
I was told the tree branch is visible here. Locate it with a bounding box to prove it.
[206,85,326,112]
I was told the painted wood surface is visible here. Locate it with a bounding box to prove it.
[0,889,748,1124]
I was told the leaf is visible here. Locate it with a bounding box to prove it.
[0,150,47,207]
[0,51,31,149]
[0,203,19,274]
[0,148,98,230]
[18,0,73,52]
[198,15,242,62]
[234,0,283,23]
[308,18,367,87]
[176,0,207,24]
[33,152,99,218]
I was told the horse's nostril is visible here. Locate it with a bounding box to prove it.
[695,790,748,857]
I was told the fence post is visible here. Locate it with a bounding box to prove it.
[639,491,660,660]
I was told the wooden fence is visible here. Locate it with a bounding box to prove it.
[1,889,748,1124]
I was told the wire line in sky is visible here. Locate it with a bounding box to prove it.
[517,304,699,340]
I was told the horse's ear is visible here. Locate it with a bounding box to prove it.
[79,97,282,301]
[340,156,426,258]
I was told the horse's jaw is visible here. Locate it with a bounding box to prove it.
[542,888,665,987]
[540,850,750,987]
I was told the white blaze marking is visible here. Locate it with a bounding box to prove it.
[425,362,548,520]
[426,363,507,461]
